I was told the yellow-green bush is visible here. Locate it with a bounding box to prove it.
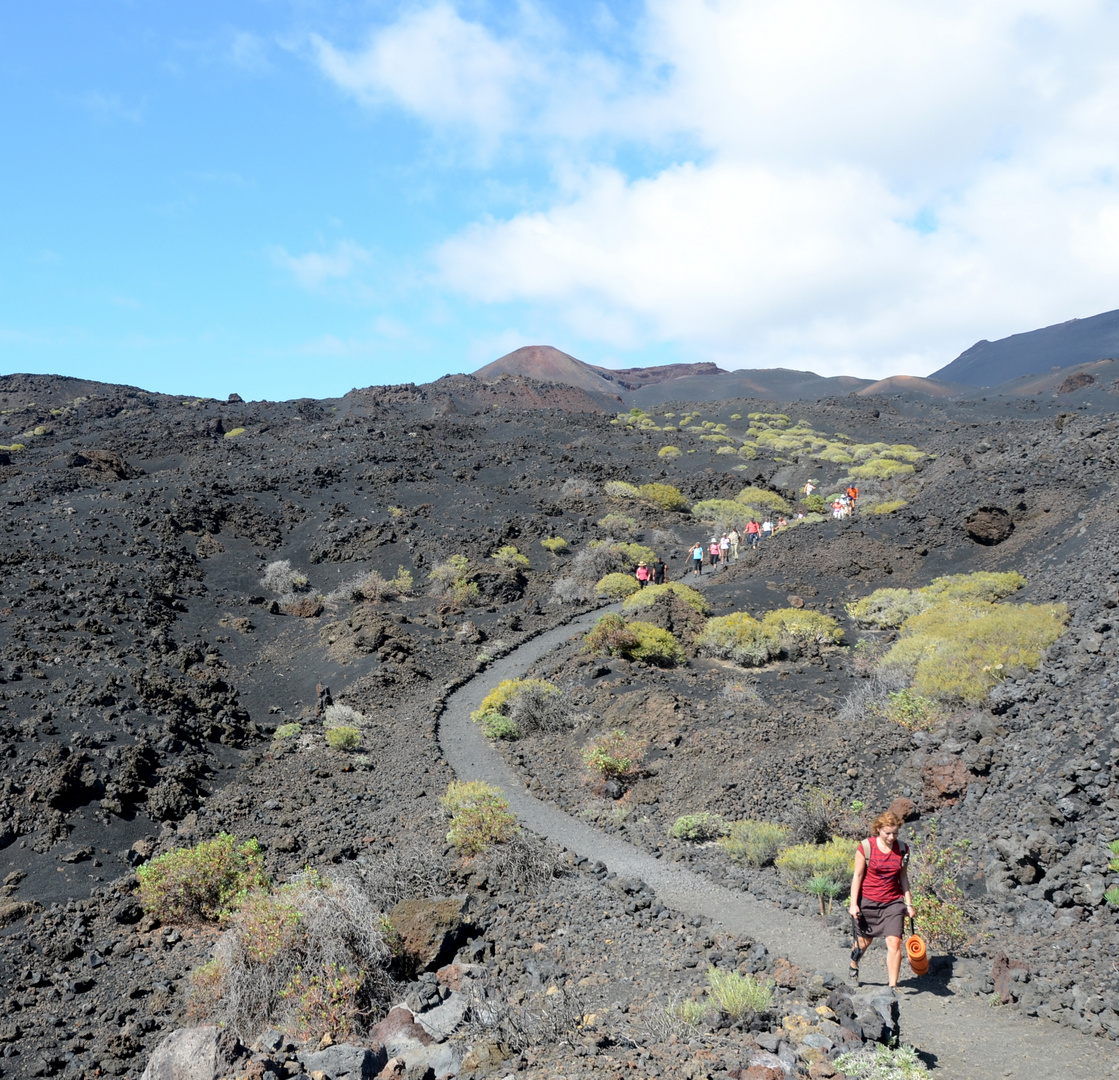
[626,621,685,666]
[638,482,689,512]
[775,837,856,892]
[885,599,1068,702]
[597,512,638,536]
[596,572,642,599]
[716,445,737,455]
[847,458,915,481]
[669,812,727,841]
[846,588,932,629]
[707,968,774,1020]
[867,499,908,514]
[700,433,736,444]
[612,541,658,569]
[734,487,791,513]
[690,499,755,530]
[720,820,791,867]
[137,833,269,923]
[658,446,682,460]
[737,443,758,459]
[921,570,1026,604]
[604,480,639,498]
[697,612,780,666]
[224,427,246,439]
[273,723,302,740]
[583,729,647,781]
[491,544,529,570]
[622,581,710,616]
[473,678,558,724]
[540,536,568,554]
[760,608,843,646]
[441,781,519,857]
[325,726,360,750]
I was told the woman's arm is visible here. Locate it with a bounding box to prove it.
[900,866,915,916]
[849,847,867,916]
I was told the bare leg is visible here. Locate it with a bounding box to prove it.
[885,935,903,986]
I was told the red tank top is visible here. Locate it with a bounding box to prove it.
[860,838,904,903]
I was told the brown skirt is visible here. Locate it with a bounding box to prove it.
[856,898,905,940]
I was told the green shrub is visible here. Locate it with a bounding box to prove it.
[137,832,269,923]
[1108,840,1119,874]
[224,427,246,439]
[441,781,520,857]
[921,570,1027,604]
[658,445,682,460]
[540,536,568,554]
[1105,887,1119,907]
[847,458,915,481]
[471,678,559,741]
[867,499,908,514]
[596,540,657,570]
[603,480,640,498]
[626,621,685,666]
[700,433,736,444]
[908,819,972,952]
[638,482,689,512]
[428,554,480,608]
[775,837,856,892]
[584,612,640,656]
[273,723,302,740]
[706,968,774,1021]
[805,873,846,915]
[187,870,394,1044]
[803,493,826,513]
[872,688,940,731]
[596,572,642,598]
[669,812,727,842]
[597,512,638,536]
[622,581,711,616]
[325,726,360,751]
[737,443,758,459]
[847,588,930,628]
[691,499,754,531]
[719,820,791,867]
[834,1043,929,1079]
[716,445,737,455]
[583,729,648,781]
[666,996,709,1029]
[697,612,780,667]
[760,608,843,647]
[477,713,520,739]
[491,545,530,570]
[734,486,791,513]
[0,443,26,453]
[885,599,1068,702]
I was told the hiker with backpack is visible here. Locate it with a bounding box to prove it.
[848,810,915,989]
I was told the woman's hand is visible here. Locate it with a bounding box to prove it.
[848,901,859,918]
[905,904,916,918]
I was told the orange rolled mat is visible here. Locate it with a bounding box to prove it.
[906,933,929,975]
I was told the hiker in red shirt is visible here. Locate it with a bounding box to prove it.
[848,810,914,988]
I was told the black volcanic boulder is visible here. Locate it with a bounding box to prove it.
[965,506,1013,545]
[66,448,143,480]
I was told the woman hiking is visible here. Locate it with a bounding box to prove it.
[848,810,915,989]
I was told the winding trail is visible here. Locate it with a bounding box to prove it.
[439,605,1119,1079]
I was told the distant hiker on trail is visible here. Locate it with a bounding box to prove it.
[708,538,720,570]
[746,519,761,549]
[777,516,788,531]
[803,480,817,497]
[846,485,859,509]
[690,542,704,575]
[728,528,740,561]
[635,562,650,588]
[832,499,846,520]
[761,517,774,540]
[652,557,667,585]
[719,534,730,563]
[849,810,914,989]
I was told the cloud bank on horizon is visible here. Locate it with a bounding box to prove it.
[5,1,1119,399]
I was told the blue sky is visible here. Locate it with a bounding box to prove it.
[4,1,1119,401]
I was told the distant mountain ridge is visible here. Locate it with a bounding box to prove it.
[932,308,1119,386]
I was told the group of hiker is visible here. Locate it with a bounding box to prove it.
[633,480,861,585]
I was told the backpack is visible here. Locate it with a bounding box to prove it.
[861,838,909,868]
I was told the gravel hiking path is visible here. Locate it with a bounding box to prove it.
[439,606,1119,1080]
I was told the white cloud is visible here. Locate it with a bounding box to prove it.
[269,240,372,293]
[311,3,523,138]
[316,1,1119,376]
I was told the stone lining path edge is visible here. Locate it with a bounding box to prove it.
[439,603,1119,1079]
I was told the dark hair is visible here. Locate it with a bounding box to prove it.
[870,810,902,835]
